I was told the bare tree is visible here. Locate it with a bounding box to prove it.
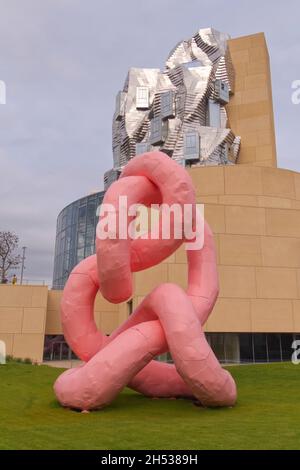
[0,231,21,283]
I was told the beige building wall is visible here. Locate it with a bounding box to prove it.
[45,289,127,336]
[0,286,128,361]
[228,33,277,167]
[0,285,48,362]
[146,164,300,334]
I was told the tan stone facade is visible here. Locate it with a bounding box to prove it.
[45,289,127,337]
[0,285,48,362]
[0,286,125,362]
[228,32,277,167]
[0,32,299,362]
[153,165,300,335]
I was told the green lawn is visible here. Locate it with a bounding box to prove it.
[0,361,300,450]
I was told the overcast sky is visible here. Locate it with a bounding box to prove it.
[0,0,299,285]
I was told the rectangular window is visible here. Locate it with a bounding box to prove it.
[84,245,94,258]
[61,213,67,230]
[113,145,121,167]
[60,234,65,255]
[224,333,240,363]
[71,203,79,225]
[207,99,221,127]
[85,229,94,248]
[150,117,168,145]
[86,201,96,227]
[77,231,85,249]
[65,227,71,252]
[77,247,84,262]
[215,79,229,104]
[253,333,268,362]
[161,91,175,119]
[239,333,254,363]
[267,334,282,362]
[136,86,149,109]
[207,333,225,363]
[136,142,150,155]
[183,132,201,161]
[281,334,294,361]
[66,207,72,226]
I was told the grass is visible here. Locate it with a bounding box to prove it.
[0,361,300,450]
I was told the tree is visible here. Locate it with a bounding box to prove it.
[0,231,21,283]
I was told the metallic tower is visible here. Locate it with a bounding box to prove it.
[104,27,241,189]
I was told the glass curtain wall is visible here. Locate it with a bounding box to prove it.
[206,333,297,364]
[156,333,298,365]
[52,191,105,289]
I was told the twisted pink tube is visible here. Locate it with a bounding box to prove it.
[54,152,237,410]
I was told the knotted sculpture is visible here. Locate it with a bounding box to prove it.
[54,151,237,410]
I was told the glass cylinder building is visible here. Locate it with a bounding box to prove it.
[52,191,105,289]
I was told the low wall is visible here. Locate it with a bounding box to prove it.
[0,285,48,362]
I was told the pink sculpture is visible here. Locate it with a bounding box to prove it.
[54,152,237,410]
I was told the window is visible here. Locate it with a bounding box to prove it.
[207,333,225,362]
[253,333,268,362]
[136,142,150,155]
[181,60,203,69]
[113,145,121,167]
[183,132,201,161]
[136,86,149,109]
[71,203,78,225]
[43,335,77,361]
[51,192,110,289]
[281,334,294,361]
[207,99,221,127]
[77,247,84,261]
[61,213,67,230]
[77,231,85,248]
[62,253,70,276]
[84,245,94,258]
[65,228,71,252]
[85,228,95,248]
[66,207,72,226]
[239,333,254,363]
[267,334,282,362]
[214,79,229,104]
[86,200,96,227]
[78,205,86,232]
[224,333,240,363]
[150,116,168,145]
[153,332,299,366]
[161,91,175,119]
[206,333,240,364]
